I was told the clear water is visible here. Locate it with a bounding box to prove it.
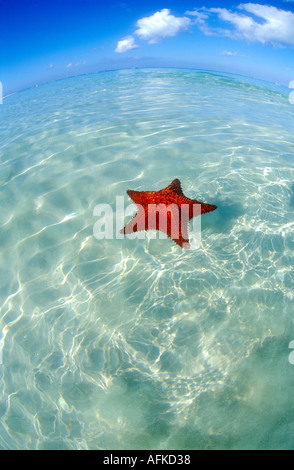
[1,68,294,450]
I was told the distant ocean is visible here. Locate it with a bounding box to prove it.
[0,69,294,450]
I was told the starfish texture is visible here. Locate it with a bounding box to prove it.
[120,179,217,249]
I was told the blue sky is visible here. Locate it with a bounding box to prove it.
[1,0,294,95]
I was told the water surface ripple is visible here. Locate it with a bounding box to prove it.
[0,69,294,450]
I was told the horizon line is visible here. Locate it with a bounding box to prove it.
[2,65,290,100]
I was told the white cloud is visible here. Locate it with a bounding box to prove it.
[66,63,72,68]
[188,3,294,47]
[221,50,238,56]
[185,9,209,25]
[75,60,87,66]
[134,8,191,44]
[115,36,138,53]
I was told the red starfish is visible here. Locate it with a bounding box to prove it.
[120,179,217,249]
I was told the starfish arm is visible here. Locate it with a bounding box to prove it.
[173,237,190,249]
[120,220,138,234]
[120,204,147,234]
[199,202,217,214]
[164,178,184,196]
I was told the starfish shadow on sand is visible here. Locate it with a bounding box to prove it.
[202,198,245,235]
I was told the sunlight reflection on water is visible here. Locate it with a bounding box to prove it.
[0,69,294,450]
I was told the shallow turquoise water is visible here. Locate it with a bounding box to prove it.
[1,68,294,450]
